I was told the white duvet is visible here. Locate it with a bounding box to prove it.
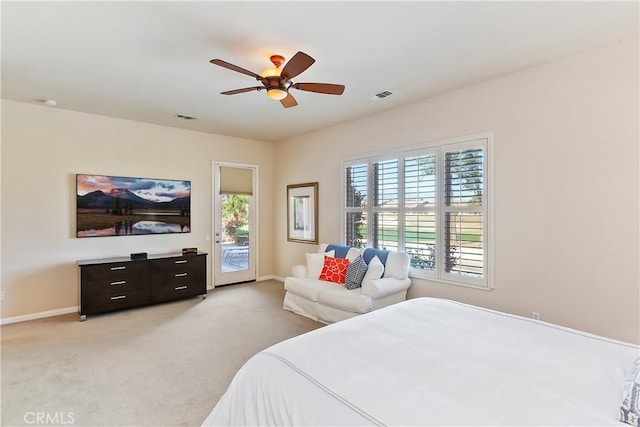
[203,298,639,426]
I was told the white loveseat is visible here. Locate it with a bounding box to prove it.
[283,244,411,324]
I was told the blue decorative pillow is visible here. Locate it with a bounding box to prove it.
[362,248,389,266]
[344,255,368,290]
[621,357,640,426]
[325,244,352,259]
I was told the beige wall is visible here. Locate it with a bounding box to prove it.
[1,100,274,319]
[274,38,640,344]
[2,37,638,343]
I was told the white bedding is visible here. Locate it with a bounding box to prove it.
[203,297,639,426]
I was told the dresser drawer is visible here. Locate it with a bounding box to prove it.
[150,255,204,274]
[80,284,149,315]
[81,261,148,283]
[150,272,205,302]
[80,275,148,300]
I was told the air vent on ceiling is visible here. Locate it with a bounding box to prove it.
[175,113,201,120]
[368,90,395,101]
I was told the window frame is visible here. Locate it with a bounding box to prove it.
[403,147,438,280]
[341,132,494,290]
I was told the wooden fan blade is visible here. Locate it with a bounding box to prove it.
[292,82,345,95]
[280,92,298,108]
[220,87,262,95]
[210,59,262,80]
[281,51,315,80]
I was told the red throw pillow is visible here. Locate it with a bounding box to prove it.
[319,255,350,284]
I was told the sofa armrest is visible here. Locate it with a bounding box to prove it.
[361,277,411,299]
[291,264,308,278]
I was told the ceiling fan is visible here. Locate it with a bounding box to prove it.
[209,51,345,108]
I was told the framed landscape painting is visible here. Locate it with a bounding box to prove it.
[76,174,191,237]
[287,182,318,244]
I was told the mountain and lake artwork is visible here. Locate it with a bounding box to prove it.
[76,174,191,237]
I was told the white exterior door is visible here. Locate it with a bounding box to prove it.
[212,162,257,286]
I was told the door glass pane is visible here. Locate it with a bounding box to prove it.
[220,194,249,273]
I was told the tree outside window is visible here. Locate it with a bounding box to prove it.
[221,194,249,244]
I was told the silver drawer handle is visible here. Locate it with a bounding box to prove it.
[175,286,188,291]
[175,260,187,264]
[110,266,126,271]
[110,280,126,286]
[110,295,126,300]
[175,272,188,277]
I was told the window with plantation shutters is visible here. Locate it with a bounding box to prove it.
[345,163,368,248]
[441,145,485,284]
[342,135,491,288]
[404,151,437,271]
[372,159,399,252]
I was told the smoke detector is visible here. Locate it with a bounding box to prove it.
[174,113,201,121]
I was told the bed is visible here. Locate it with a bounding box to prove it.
[203,297,639,426]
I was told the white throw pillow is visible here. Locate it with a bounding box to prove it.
[361,255,384,287]
[306,250,335,279]
[346,247,363,262]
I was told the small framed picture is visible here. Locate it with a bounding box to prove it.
[287,182,318,244]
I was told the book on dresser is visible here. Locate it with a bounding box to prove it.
[77,251,207,321]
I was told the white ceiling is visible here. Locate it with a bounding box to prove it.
[2,1,638,143]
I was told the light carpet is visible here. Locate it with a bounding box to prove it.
[1,280,322,426]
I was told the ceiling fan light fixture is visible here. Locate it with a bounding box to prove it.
[260,67,281,78]
[210,51,344,108]
[267,88,288,100]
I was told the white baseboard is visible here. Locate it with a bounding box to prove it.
[1,278,287,324]
[207,275,284,290]
[1,306,79,325]
[257,274,284,282]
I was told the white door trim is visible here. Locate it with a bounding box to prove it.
[211,161,259,288]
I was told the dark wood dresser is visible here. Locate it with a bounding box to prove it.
[78,252,207,321]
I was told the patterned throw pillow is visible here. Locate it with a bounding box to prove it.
[621,357,640,426]
[319,255,350,284]
[345,255,368,290]
[621,382,640,426]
